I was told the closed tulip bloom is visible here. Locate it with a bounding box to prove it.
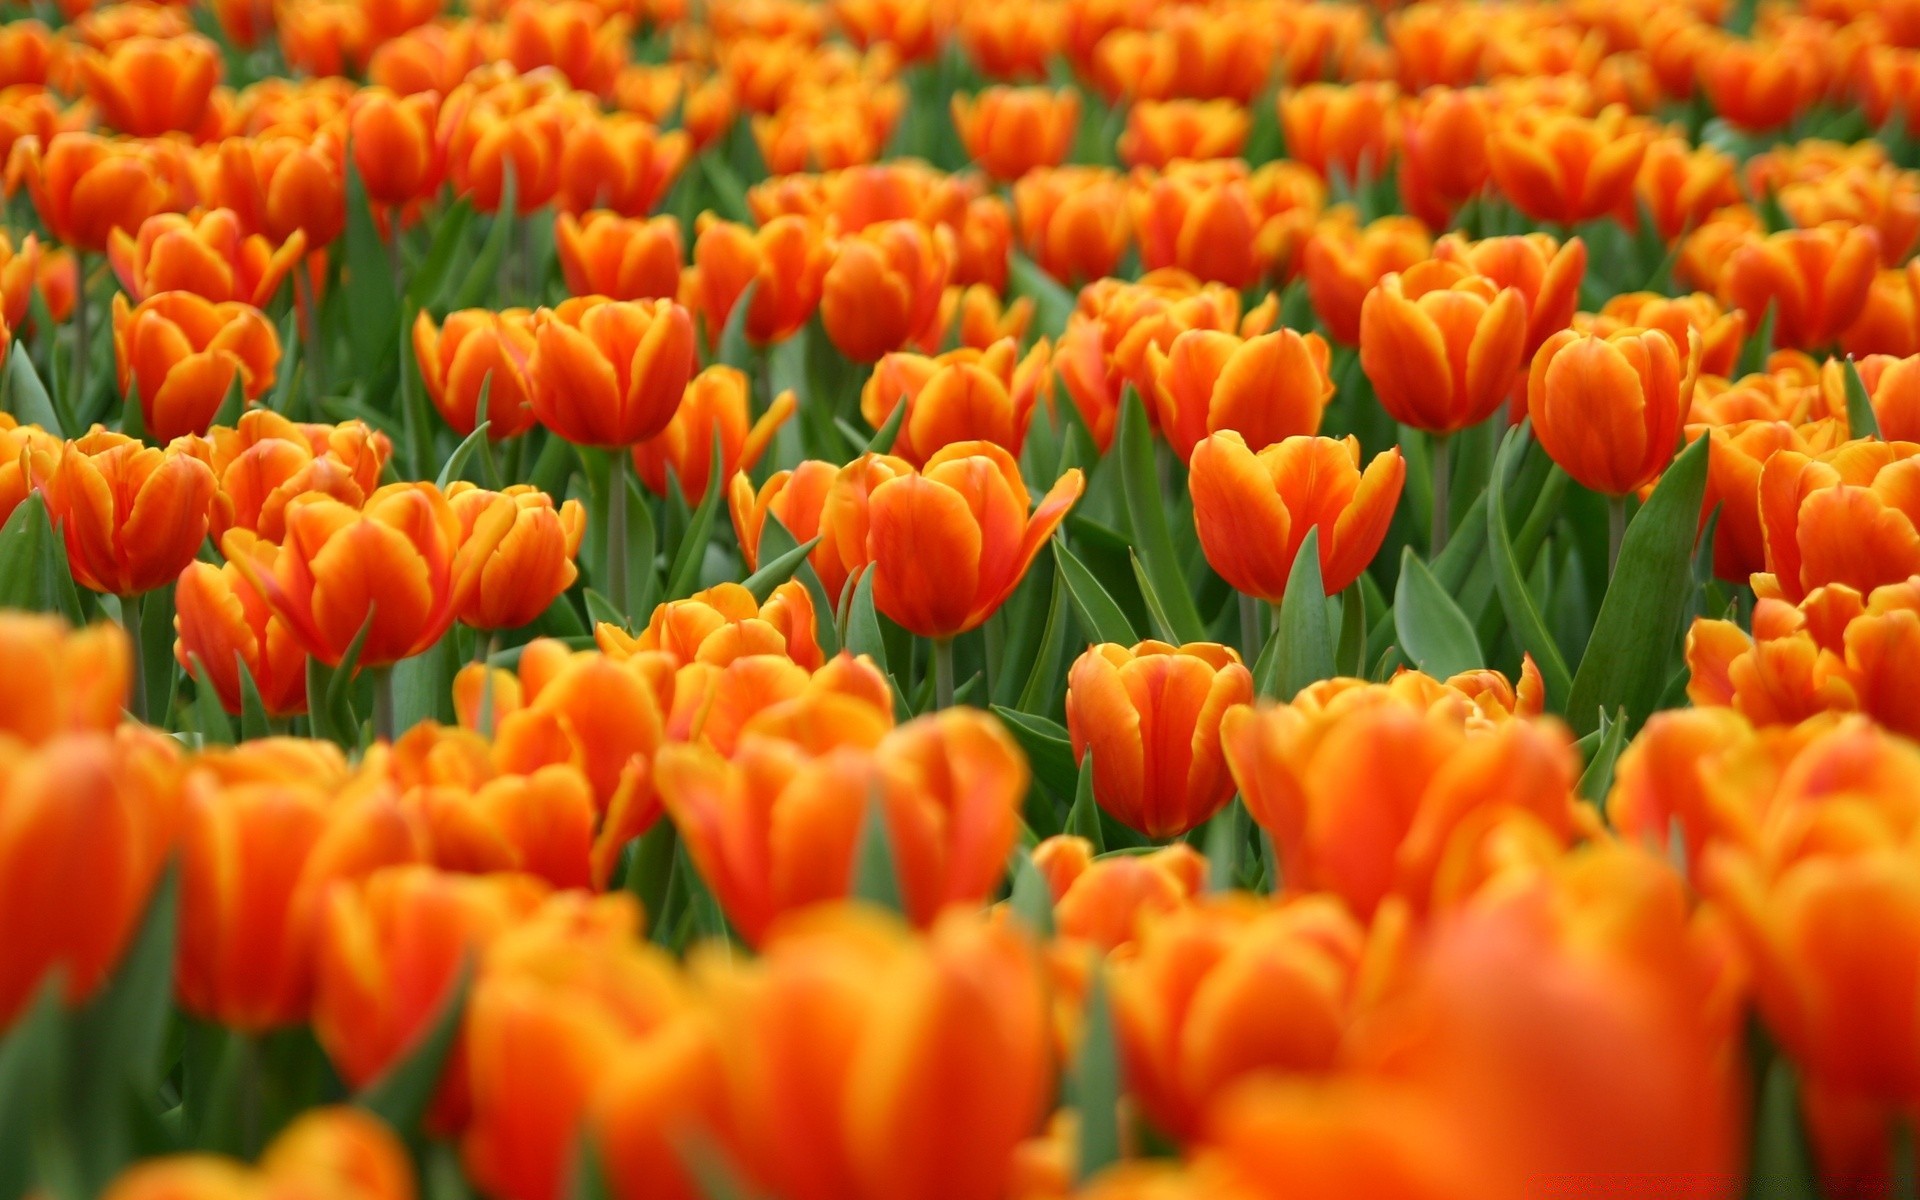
[206,411,391,544]
[528,297,698,447]
[348,87,443,210]
[77,34,221,138]
[440,98,567,216]
[503,0,629,97]
[492,651,668,816]
[414,308,540,441]
[1589,292,1746,379]
[214,133,348,250]
[1842,269,1920,359]
[0,615,130,743]
[1013,166,1132,287]
[257,1108,417,1200]
[447,484,586,632]
[1487,104,1650,227]
[1190,432,1404,603]
[952,86,1080,182]
[0,231,40,333]
[1129,165,1270,291]
[690,214,830,346]
[956,285,1032,349]
[1299,214,1432,347]
[1278,82,1402,186]
[1037,836,1208,952]
[7,132,175,251]
[1699,419,1848,584]
[632,366,797,502]
[1397,87,1492,231]
[1432,233,1585,359]
[556,113,692,217]
[1146,327,1332,463]
[1855,355,1920,443]
[603,580,822,671]
[1698,34,1825,133]
[1722,223,1882,351]
[1630,136,1741,244]
[1359,262,1528,435]
[821,220,955,364]
[1528,327,1697,498]
[42,431,217,597]
[314,866,549,1130]
[178,775,421,1029]
[867,441,1083,638]
[1755,441,1920,603]
[0,730,181,1030]
[556,211,682,302]
[1120,99,1250,170]
[112,292,281,441]
[1065,641,1253,838]
[173,559,309,718]
[860,337,1050,467]
[108,209,306,309]
[227,483,509,669]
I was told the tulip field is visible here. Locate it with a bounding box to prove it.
[8,0,1920,1195]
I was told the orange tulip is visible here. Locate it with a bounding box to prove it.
[1697,33,1826,133]
[732,458,842,592]
[1397,87,1492,231]
[108,209,306,310]
[1145,327,1331,463]
[205,411,391,544]
[0,729,181,1031]
[694,906,1050,1200]
[314,866,549,1130]
[820,220,955,364]
[1528,327,1697,498]
[556,211,682,303]
[414,308,541,441]
[1359,261,1528,435]
[1589,292,1746,379]
[956,284,1033,350]
[369,21,490,95]
[1721,222,1882,352]
[1012,166,1132,288]
[556,112,692,217]
[1190,432,1404,603]
[1432,232,1585,359]
[440,97,568,216]
[866,441,1082,638]
[503,0,629,97]
[276,0,371,78]
[1698,418,1847,585]
[603,580,822,671]
[492,650,668,817]
[1629,136,1741,244]
[1486,104,1650,227]
[0,20,53,88]
[1037,835,1208,952]
[35,248,75,325]
[173,559,309,718]
[178,773,421,1029]
[212,132,348,250]
[1065,641,1253,838]
[0,231,40,334]
[0,615,130,744]
[1755,440,1920,603]
[528,297,698,447]
[6,132,175,252]
[958,0,1063,81]
[112,292,280,441]
[860,337,1050,467]
[1119,99,1249,170]
[1843,266,1920,359]
[1299,213,1432,347]
[41,430,217,597]
[1278,82,1401,186]
[446,484,585,632]
[952,86,1081,182]
[76,34,221,138]
[689,214,831,346]
[1128,163,1272,291]
[348,87,443,210]
[104,1108,416,1200]
[632,365,796,502]
[226,483,509,669]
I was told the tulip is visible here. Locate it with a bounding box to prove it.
[0,615,130,744]
[1721,223,1882,352]
[0,231,39,334]
[689,214,831,346]
[633,366,796,502]
[6,132,175,252]
[835,0,949,61]
[528,297,699,448]
[108,209,306,310]
[1397,87,1492,231]
[1120,99,1250,170]
[447,484,586,632]
[173,559,309,718]
[1588,292,1746,379]
[1012,166,1132,287]
[1629,136,1741,244]
[556,212,681,303]
[867,441,1083,639]
[821,220,955,364]
[414,308,541,441]
[505,0,630,97]
[36,247,75,325]
[348,87,443,211]
[860,337,1050,467]
[0,730,181,1031]
[1299,213,1432,346]
[1432,233,1585,359]
[1755,441,1920,603]
[693,906,1050,1200]
[440,98,568,216]
[958,1,1062,80]
[1698,33,1825,133]
[956,285,1032,350]
[41,430,217,597]
[277,1,371,78]
[0,416,53,532]
[111,292,280,441]
[76,34,220,138]
[603,580,822,671]
[225,483,508,669]
[1146,327,1331,463]
[205,411,391,543]
[657,709,1026,943]
[1528,327,1697,499]
[1278,82,1401,187]
[1037,836,1208,952]
[1065,641,1253,838]
[952,86,1081,181]
[213,132,348,250]
[1699,419,1848,584]
[1359,262,1528,435]
[178,773,421,1029]
[104,1107,416,1200]
[1190,432,1404,603]
[557,113,692,217]
[493,651,668,815]
[369,21,488,95]
[314,866,549,1130]
[0,20,52,88]
[1486,104,1650,227]
[1090,9,1275,104]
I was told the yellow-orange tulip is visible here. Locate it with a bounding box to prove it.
[0,615,130,743]
[213,131,348,249]
[205,411,391,544]
[1129,162,1273,291]
[492,650,668,814]
[528,296,699,447]
[633,366,796,502]
[413,308,541,441]
[1486,104,1650,227]
[821,220,955,363]
[1722,222,1882,351]
[1036,835,1207,952]
[1698,418,1847,584]
[689,213,832,346]
[108,209,306,309]
[7,131,176,252]
[1359,261,1528,435]
[1120,99,1250,170]
[602,580,822,671]
[952,85,1081,181]
[1397,87,1492,230]
[76,34,221,138]
[348,87,443,210]
[112,291,281,441]
[1146,327,1331,463]
[1012,166,1132,288]
[104,1107,415,1200]
[1278,82,1402,186]
[1299,213,1432,346]
[1528,327,1697,498]
[41,430,217,597]
[446,484,586,632]
[557,112,691,218]
[556,211,682,302]
[1588,291,1746,379]
[173,559,310,718]
[1755,440,1920,602]
[860,337,1050,467]
[1432,232,1586,359]
[1629,136,1741,244]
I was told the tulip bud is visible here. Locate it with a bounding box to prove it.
[556,211,683,303]
[689,214,831,346]
[42,430,217,598]
[1528,327,1697,498]
[107,209,306,309]
[529,297,699,448]
[861,337,1050,467]
[8,132,176,252]
[447,483,586,632]
[77,34,221,138]
[414,308,541,441]
[1722,222,1882,352]
[112,291,281,441]
[174,558,309,718]
[1146,327,1331,463]
[348,87,443,210]
[1360,261,1528,435]
[953,85,1081,181]
[821,220,956,364]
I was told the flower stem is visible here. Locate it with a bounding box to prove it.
[608,449,630,617]
[372,665,395,743]
[934,636,955,709]
[122,590,146,723]
[1430,432,1452,557]
[1239,590,1261,661]
[1607,494,1628,578]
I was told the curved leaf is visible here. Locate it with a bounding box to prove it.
[1488,427,1575,703]
[1394,546,1483,679]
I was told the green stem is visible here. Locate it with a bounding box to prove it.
[73,253,92,421]
[934,636,955,710]
[608,449,630,616]
[1430,432,1452,557]
[1607,493,1628,578]
[122,590,146,723]
[1239,590,1261,661]
[372,665,395,742]
[476,633,499,737]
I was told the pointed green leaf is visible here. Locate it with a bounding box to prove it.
[849,791,904,913]
[188,654,234,746]
[1054,539,1137,647]
[715,281,756,373]
[1844,355,1881,439]
[1116,391,1206,642]
[451,170,518,311]
[1064,750,1104,852]
[342,151,402,373]
[1394,546,1483,679]
[208,370,245,431]
[5,342,62,434]
[584,588,626,632]
[1204,798,1249,892]
[1273,528,1335,698]
[1007,848,1054,937]
[408,198,477,312]
[0,493,83,622]
[990,706,1078,798]
[1014,560,1069,714]
[1578,707,1629,803]
[1749,1054,1819,1200]
[844,567,888,672]
[1071,968,1122,1182]
[390,634,454,735]
[742,535,821,601]
[0,978,63,1200]
[863,393,908,454]
[1488,427,1575,704]
[236,656,273,741]
[435,378,492,488]
[1736,303,1775,377]
[355,957,473,1132]
[664,433,725,600]
[1128,549,1177,643]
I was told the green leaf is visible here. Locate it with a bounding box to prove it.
[1335,581,1368,679]
[1844,355,1881,439]
[1054,539,1137,646]
[5,347,62,435]
[208,371,245,431]
[342,151,402,375]
[390,634,454,735]
[584,588,626,631]
[355,957,473,1133]
[742,535,821,601]
[450,169,518,311]
[1204,799,1249,892]
[1008,251,1076,336]
[1064,750,1103,852]
[566,1132,616,1200]
[408,199,476,312]
[236,656,272,741]
[1116,392,1206,642]
[1749,1054,1819,1200]
[1394,546,1484,679]
[991,706,1078,798]
[863,393,908,454]
[1014,561,1069,714]
[434,386,492,487]
[0,978,63,1200]
[0,493,83,623]
[698,151,753,225]
[849,790,904,913]
[623,821,678,935]
[188,654,234,746]
[1128,549,1177,643]
[267,307,301,416]
[715,281,755,373]
[1578,707,1628,803]
[1736,303,1774,377]
[1565,433,1711,735]
[664,433,725,600]
[844,567,888,672]
[1271,528,1334,699]
[398,300,436,482]
[1007,848,1055,937]
[1488,428,1576,705]
[1071,969,1123,1182]
[624,464,660,617]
